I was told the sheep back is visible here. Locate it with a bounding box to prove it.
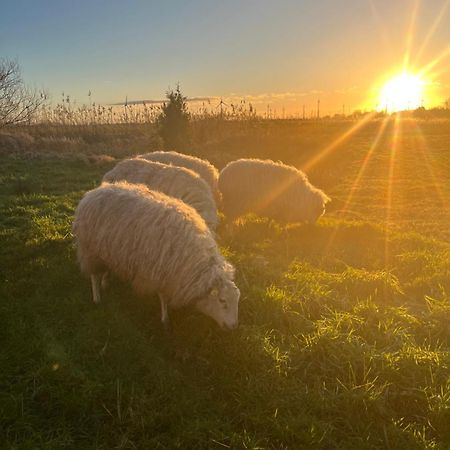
[139,151,221,204]
[102,158,218,230]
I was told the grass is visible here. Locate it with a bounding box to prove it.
[0,117,449,448]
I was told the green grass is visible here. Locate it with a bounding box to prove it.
[1,119,449,449]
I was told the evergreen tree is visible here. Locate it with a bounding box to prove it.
[157,85,190,150]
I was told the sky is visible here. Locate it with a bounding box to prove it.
[2,0,450,115]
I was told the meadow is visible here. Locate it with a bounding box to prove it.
[0,117,449,449]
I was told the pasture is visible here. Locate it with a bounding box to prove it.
[0,117,449,449]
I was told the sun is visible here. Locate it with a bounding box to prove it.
[378,72,425,113]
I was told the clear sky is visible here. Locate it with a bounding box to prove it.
[2,0,450,115]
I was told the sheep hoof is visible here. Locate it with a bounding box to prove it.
[91,274,102,304]
[162,319,173,334]
[101,272,109,290]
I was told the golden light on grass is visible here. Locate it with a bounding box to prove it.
[412,121,450,215]
[323,115,391,256]
[340,116,390,215]
[378,71,425,113]
[384,113,402,266]
[301,111,377,173]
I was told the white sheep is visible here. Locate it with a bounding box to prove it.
[139,151,221,204]
[102,158,218,231]
[72,182,239,329]
[218,158,330,223]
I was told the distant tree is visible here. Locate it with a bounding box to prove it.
[157,84,190,150]
[0,59,47,127]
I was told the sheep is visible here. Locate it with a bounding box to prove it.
[102,158,218,231]
[139,151,221,204]
[218,158,330,224]
[72,182,239,330]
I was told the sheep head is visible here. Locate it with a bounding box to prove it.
[195,269,240,330]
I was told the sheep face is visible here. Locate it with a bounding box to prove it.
[195,278,240,329]
[305,190,331,224]
[308,201,326,224]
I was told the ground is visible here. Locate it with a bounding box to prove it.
[0,117,449,449]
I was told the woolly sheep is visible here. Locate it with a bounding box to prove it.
[102,158,218,231]
[218,158,330,223]
[72,182,240,329]
[139,150,221,203]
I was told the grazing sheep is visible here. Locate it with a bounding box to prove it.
[218,158,330,223]
[102,158,218,231]
[72,182,239,329]
[139,151,221,203]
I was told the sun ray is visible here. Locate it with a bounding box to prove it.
[247,113,376,217]
[424,61,450,82]
[249,169,303,216]
[253,114,380,225]
[402,0,421,71]
[418,43,450,77]
[368,0,392,51]
[339,116,391,216]
[413,0,450,67]
[302,111,377,173]
[412,121,450,214]
[322,116,390,255]
[384,113,402,268]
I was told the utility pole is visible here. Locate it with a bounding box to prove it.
[302,104,305,120]
[317,99,320,119]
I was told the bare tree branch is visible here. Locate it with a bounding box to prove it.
[0,58,47,127]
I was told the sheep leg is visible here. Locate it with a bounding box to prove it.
[159,294,171,332]
[283,227,291,259]
[101,271,109,290]
[91,274,102,304]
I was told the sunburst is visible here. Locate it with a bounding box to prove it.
[310,0,450,261]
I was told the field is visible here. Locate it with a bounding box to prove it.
[1,117,449,449]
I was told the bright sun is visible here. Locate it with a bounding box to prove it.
[378,72,425,113]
